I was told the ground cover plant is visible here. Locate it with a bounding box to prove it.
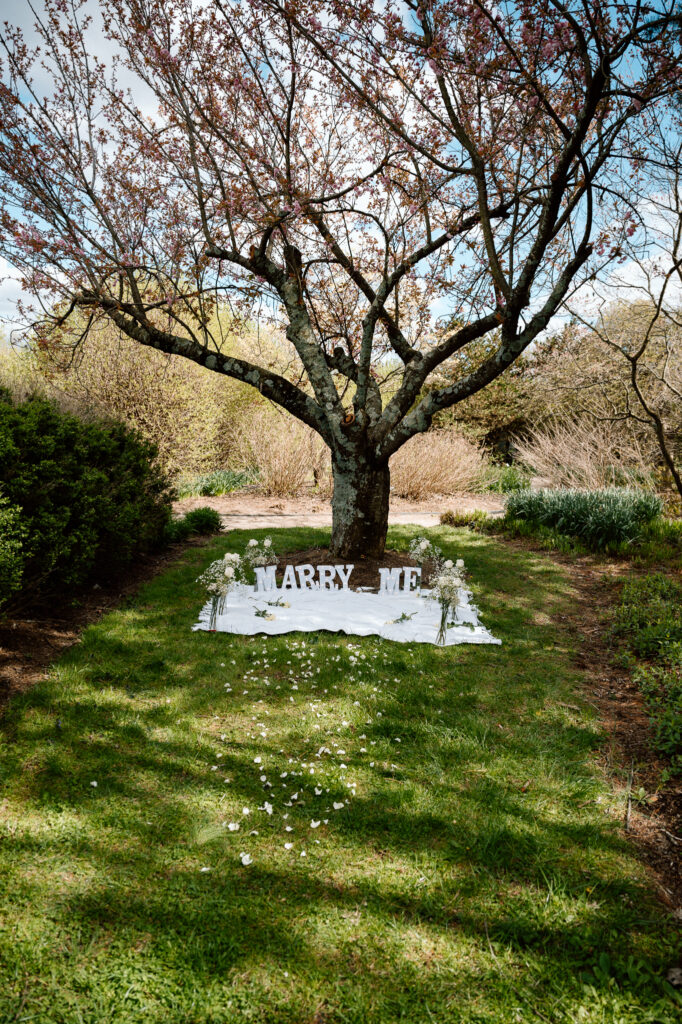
[612,574,682,778]
[176,469,256,499]
[0,527,679,1023]
[505,489,663,551]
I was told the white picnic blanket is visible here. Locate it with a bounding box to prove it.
[193,586,501,646]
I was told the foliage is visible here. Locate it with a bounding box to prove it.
[389,430,487,499]
[513,417,655,492]
[0,494,26,611]
[439,509,492,530]
[176,468,256,498]
[233,408,332,498]
[0,392,173,607]
[612,574,682,658]
[505,488,662,550]
[0,526,679,1022]
[1,3,679,556]
[25,319,260,477]
[485,463,531,493]
[166,506,224,543]
[612,574,682,775]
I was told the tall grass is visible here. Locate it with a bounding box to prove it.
[389,430,487,499]
[514,417,654,490]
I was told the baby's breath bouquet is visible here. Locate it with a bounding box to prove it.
[430,558,467,644]
[197,551,245,629]
[242,536,275,577]
[409,535,443,573]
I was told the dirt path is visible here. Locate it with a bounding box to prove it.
[173,490,505,530]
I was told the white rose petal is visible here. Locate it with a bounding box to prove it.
[310,820,320,829]
[242,807,251,815]
[264,802,273,815]
[254,756,262,764]
[199,866,211,873]
[239,852,253,866]
[90,781,98,788]
[248,539,258,547]
[227,822,239,832]
[284,842,293,850]
[333,802,344,810]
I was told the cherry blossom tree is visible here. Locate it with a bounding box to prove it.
[0,0,679,556]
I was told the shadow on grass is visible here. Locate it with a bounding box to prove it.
[0,528,679,1023]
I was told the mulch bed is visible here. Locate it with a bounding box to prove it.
[273,547,437,590]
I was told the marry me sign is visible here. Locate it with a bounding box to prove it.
[194,537,500,647]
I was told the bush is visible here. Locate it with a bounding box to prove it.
[233,408,331,497]
[485,463,530,494]
[440,509,491,529]
[389,430,487,499]
[512,417,654,491]
[176,469,255,498]
[0,495,26,611]
[505,487,662,550]
[167,506,223,542]
[0,392,174,607]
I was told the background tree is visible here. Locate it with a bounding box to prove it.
[0,0,679,555]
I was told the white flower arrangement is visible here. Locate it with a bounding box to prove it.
[408,535,443,567]
[242,536,275,571]
[197,551,250,629]
[430,560,467,644]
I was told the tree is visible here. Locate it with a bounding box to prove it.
[0,1,679,555]
[565,102,682,502]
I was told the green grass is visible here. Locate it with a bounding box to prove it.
[0,526,680,1023]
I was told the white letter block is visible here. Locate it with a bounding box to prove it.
[317,565,338,590]
[378,567,403,593]
[280,564,298,590]
[335,564,354,589]
[295,564,316,589]
[402,566,421,593]
[254,565,277,593]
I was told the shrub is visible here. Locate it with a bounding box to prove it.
[176,469,255,498]
[440,509,491,529]
[505,487,662,549]
[485,463,530,494]
[0,392,174,607]
[389,430,487,500]
[512,417,654,491]
[233,408,331,497]
[0,495,26,611]
[167,506,223,542]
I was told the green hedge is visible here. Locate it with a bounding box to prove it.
[0,389,174,608]
[505,487,662,549]
[0,495,26,610]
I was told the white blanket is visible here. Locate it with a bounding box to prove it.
[193,586,501,646]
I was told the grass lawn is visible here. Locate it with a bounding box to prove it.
[0,526,679,1024]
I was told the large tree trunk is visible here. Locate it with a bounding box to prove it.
[330,452,390,558]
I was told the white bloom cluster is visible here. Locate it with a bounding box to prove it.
[242,536,275,571]
[408,535,442,566]
[430,560,467,644]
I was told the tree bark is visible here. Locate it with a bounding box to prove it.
[330,452,390,558]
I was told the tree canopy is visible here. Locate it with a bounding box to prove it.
[1,0,680,553]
